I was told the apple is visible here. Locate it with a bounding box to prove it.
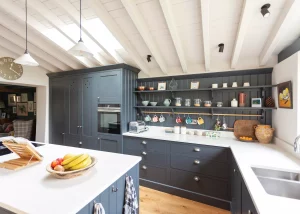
[56,158,63,164]
[51,160,59,169]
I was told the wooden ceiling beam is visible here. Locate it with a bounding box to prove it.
[200,0,210,71]
[260,0,298,65]
[0,38,58,72]
[121,0,169,75]
[52,0,124,65]
[0,3,94,69]
[231,0,253,69]
[159,0,187,73]
[90,0,151,77]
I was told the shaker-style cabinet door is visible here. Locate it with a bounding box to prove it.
[50,78,67,145]
[231,158,242,214]
[241,181,258,214]
[98,134,122,153]
[97,70,121,104]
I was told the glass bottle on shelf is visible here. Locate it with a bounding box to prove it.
[175,97,182,106]
[194,99,202,107]
[185,99,191,107]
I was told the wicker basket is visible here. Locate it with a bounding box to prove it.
[254,125,274,144]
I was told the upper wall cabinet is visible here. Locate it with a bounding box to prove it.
[96,70,121,104]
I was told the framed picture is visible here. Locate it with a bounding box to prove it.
[28,101,34,112]
[1,113,6,119]
[34,103,36,110]
[12,107,17,114]
[34,110,36,116]
[16,96,21,102]
[17,103,28,116]
[34,92,36,102]
[158,82,166,91]
[21,93,28,102]
[251,98,262,107]
[8,94,16,106]
[190,81,199,89]
[277,81,292,109]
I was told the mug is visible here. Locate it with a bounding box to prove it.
[217,102,223,107]
[144,115,151,122]
[152,115,158,123]
[176,116,182,124]
[232,82,238,87]
[185,116,192,124]
[159,115,165,123]
[223,83,228,88]
[243,82,250,87]
[197,117,204,125]
[212,83,218,88]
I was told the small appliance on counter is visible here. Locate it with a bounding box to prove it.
[129,121,149,134]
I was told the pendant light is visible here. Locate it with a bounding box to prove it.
[68,0,93,58]
[14,0,39,66]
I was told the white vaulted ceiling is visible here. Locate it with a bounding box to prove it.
[0,0,300,77]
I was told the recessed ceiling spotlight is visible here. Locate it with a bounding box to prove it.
[261,4,271,18]
[147,55,152,62]
[218,43,224,53]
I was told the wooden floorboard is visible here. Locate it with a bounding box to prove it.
[140,186,230,214]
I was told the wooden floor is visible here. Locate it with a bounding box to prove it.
[140,186,230,214]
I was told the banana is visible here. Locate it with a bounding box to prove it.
[63,154,75,161]
[62,154,81,166]
[64,154,89,170]
[70,157,92,170]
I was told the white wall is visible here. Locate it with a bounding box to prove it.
[272,52,300,147]
[0,66,49,143]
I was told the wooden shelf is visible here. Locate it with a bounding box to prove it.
[133,85,276,93]
[134,106,276,110]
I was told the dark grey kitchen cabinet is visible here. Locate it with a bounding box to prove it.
[242,181,258,214]
[231,155,242,214]
[97,70,121,104]
[96,134,122,153]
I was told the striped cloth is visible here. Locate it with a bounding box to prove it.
[124,175,138,214]
[13,120,33,140]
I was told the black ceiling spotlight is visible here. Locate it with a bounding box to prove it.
[261,4,271,18]
[147,55,152,62]
[218,43,224,53]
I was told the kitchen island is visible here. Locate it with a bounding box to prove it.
[0,144,141,214]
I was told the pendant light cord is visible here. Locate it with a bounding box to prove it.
[25,0,28,53]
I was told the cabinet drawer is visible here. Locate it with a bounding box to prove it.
[123,137,168,153]
[171,143,228,162]
[124,148,169,167]
[140,164,168,184]
[171,154,229,179]
[170,169,229,200]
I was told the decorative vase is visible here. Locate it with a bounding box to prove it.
[254,125,274,144]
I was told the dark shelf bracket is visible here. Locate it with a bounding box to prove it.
[171,91,176,100]
[261,109,265,120]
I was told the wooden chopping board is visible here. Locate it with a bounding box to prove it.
[234,120,260,140]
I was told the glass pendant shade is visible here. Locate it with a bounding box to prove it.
[68,39,93,58]
[14,51,39,66]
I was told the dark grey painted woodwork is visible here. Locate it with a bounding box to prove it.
[241,181,258,214]
[278,37,300,63]
[231,155,242,214]
[140,164,169,184]
[136,69,273,130]
[77,163,139,214]
[96,134,123,153]
[123,136,168,153]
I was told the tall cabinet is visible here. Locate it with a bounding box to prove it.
[48,64,139,153]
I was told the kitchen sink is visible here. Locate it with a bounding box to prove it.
[252,167,300,200]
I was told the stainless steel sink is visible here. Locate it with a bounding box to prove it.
[252,167,300,200]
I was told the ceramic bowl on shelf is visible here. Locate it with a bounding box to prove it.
[142,101,149,106]
[150,102,157,106]
[137,86,145,91]
[149,87,155,91]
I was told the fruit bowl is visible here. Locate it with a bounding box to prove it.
[46,156,97,179]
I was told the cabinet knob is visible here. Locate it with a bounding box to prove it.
[233,169,236,173]
[61,133,65,135]
[98,137,100,140]
[142,165,147,170]
[194,176,200,182]
[248,210,252,214]
[142,151,147,155]
[79,142,82,145]
[194,147,201,152]
[194,159,200,165]
[142,141,147,145]
[111,186,118,192]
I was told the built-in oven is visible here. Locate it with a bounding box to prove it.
[97,104,121,134]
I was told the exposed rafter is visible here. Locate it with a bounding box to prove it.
[260,0,298,65]
[0,37,58,72]
[90,0,151,77]
[231,0,253,69]
[0,25,66,71]
[200,0,210,71]
[0,3,94,69]
[121,0,169,75]
[159,0,187,73]
[52,0,124,65]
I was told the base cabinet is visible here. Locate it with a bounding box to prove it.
[96,134,122,153]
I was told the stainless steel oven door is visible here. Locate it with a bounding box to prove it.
[97,104,121,134]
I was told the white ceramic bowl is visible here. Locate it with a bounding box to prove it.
[142,101,149,106]
[150,102,157,106]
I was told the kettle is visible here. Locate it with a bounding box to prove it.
[239,93,246,107]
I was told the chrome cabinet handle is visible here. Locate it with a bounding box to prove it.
[194,160,200,165]
[142,165,147,170]
[142,141,147,145]
[62,133,65,135]
[194,176,200,182]
[233,169,236,173]
[79,142,82,145]
[98,137,100,140]
[248,210,252,214]
[194,147,201,152]
[142,151,147,155]
[112,186,118,192]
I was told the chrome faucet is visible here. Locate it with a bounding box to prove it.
[294,135,300,153]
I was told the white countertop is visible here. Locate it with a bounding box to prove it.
[124,126,300,214]
[0,144,141,214]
